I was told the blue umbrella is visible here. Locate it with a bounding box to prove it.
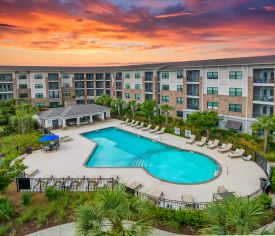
[39,134,59,142]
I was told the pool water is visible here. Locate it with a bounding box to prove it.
[83,127,220,184]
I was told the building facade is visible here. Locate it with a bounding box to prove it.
[0,55,274,134]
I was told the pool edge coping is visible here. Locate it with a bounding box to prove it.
[80,125,222,185]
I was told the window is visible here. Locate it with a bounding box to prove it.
[135,84,141,89]
[62,83,70,88]
[86,73,94,80]
[62,73,69,79]
[19,75,27,80]
[96,73,103,80]
[207,101,218,110]
[125,73,130,79]
[135,94,141,100]
[207,87,218,95]
[177,85,183,92]
[105,73,111,80]
[162,84,169,90]
[162,72,169,79]
[162,96,170,103]
[125,83,131,89]
[19,93,28,98]
[74,73,84,80]
[135,73,141,79]
[207,72,218,79]
[229,104,242,112]
[19,84,27,89]
[49,91,59,99]
[35,103,44,108]
[48,73,58,81]
[34,73,43,79]
[35,84,43,89]
[229,88,242,96]
[229,71,242,79]
[35,93,43,98]
[177,111,183,118]
[63,91,70,97]
[177,71,183,79]
[125,93,131,99]
[176,97,183,104]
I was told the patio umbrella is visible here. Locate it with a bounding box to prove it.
[39,134,59,142]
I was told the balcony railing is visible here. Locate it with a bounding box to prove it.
[253,95,274,102]
[253,77,274,84]
[187,91,199,96]
[0,78,13,82]
[0,88,13,92]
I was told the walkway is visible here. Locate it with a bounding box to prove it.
[22,119,266,202]
[28,223,183,236]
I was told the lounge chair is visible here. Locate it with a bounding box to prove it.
[130,121,139,127]
[62,137,73,142]
[60,136,69,141]
[141,124,152,131]
[147,189,163,198]
[136,122,144,129]
[243,154,252,161]
[197,136,207,147]
[155,127,165,135]
[218,143,233,153]
[25,168,39,177]
[217,185,227,194]
[181,194,194,203]
[127,181,142,190]
[228,149,245,158]
[186,135,196,144]
[208,139,220,149]
[149,126,159,133]
[125,120,135,126]
[120,118,129,124]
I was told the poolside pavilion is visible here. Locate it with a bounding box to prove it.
[38,104,111,130]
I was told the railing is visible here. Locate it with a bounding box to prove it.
[16,176,263,210]
[254,78,274,84]
[253,95,274,102]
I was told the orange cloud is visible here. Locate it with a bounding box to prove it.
[155,11,192,19]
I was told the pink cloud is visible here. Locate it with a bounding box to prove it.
[155,11,192,19]
[263,6,275,11]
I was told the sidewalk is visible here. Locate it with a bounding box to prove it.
[28,223,183,236]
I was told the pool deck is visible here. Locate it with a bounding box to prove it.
[22,119,266,202]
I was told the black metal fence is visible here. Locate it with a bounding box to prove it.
[16,177,263,211]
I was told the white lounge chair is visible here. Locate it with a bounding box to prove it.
[147,189,163,198]
[127,181,142,190]
[228,149,245,158]
[126,120,135,126]
[155,127,165,135]
[243,154,252,161]
[149,126,159,133]
[136,122,144,129]
[120,118,129,124]
[186,135,196,144]
[130,121,139,127]
[208,139,220,149]
[218,143,233,153]
[141,124,152,131]
[62,137,73,142]
[181,194,194,203]
[197,136,207,147]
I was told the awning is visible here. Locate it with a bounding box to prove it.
[225,120,242,130]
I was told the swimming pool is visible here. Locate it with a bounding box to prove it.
[83,127,220,184]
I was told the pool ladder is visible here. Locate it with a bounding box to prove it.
[128,148,170,168]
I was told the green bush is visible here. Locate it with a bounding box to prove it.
[17,208,36,225]
[0,195,14,221]
[0,224,9,236]
[21,192,32,206]
[152,207,206,227]
[256,193,272,209]
[45,186,59,201]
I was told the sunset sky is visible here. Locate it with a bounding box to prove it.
[1,0,275,66]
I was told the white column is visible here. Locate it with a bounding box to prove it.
[101,113,105,120]
[90,115,93,123]
[77,117,81,125]
[62,119,66,128]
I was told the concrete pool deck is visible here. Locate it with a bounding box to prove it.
[22,119,266,202]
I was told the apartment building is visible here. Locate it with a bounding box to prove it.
[0,55,274,134]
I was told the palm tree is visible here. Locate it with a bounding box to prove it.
[160,104,174,125]
[95,94,112,107]
[251,116,275,153]
[129,100,137,118]
[201,196,268,235]
[75,185,152,236]
[140,100,157,124]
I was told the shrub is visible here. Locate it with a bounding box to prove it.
[0,224,9,236]
[17,208,36,225]
[256,193,272,209]
[152,207,206,227]
[21,192,32,206]
[45,186,59,201]
[57,208,66,222]
[0,195,14,221]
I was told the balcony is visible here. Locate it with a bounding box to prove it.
[187,84,199,96]
[48,82,59,90]
[253,69,274,84]
[253,104,274,118]
[116,73,122,80]
[75,81,84,89]
[145,72,153,82]
[187,70,200,82]
[253,95,274,103]
[187,98,199,110]
[48,73,59,81]
[254,77,274,84]
[253,87,274,103]
[96,73,103,80]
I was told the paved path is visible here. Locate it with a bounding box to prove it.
[28,223,183,236]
